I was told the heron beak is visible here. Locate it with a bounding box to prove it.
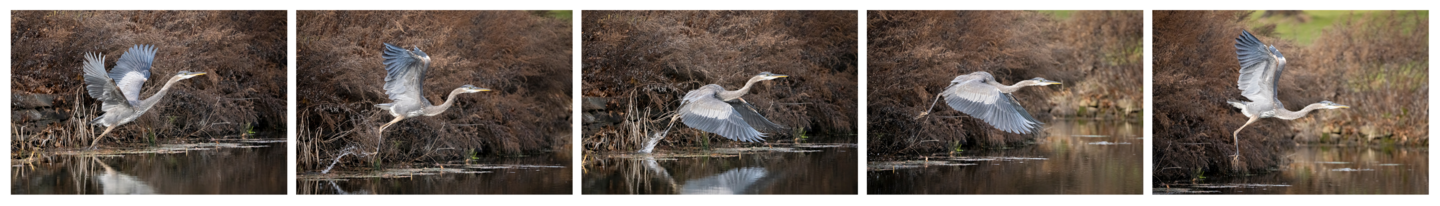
[476,88,493,92]
[1042,80,1061,85]
[1337,105,1350,109]
[192,72,207,77]
[773,74,789,78]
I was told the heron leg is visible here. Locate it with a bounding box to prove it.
[917,92,945,120]
[640,113,681,153]
[375,116,405,154]
[1232,116,1260,160]
[89,126,117,149]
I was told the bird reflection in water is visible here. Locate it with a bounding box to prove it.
[635,155,770,194]
[90,157,155,194]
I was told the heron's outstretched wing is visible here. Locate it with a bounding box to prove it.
[82,52,135,113]
[679,167,768,194]
[941,77,1042,134]
[381,43,432,105]
[725,100,787,134]
[678,86,766,142]
[1234,30,1281,104]
[109,45,155,106]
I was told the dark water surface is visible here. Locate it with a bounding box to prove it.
[1155,145,1428,194]
[11,138,287,194]
[298,156,571,194]
[868,119,1144,194]
[583,143,858,194]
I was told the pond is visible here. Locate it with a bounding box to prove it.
[1155,145,1428,194]
[10,138,287,194]
[297,155,571,194]
[582,142,858,194]
[868,119,1144,194]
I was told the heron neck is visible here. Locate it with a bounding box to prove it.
[719,77,761,101]
[423,89,465,116]
[1276,104,1322,120]
[137,78,182,114]
[992,81,1028,93]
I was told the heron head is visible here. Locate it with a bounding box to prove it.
[1317,101,1349,109]
[412,46,432,64]
[174,71,206,79]
[1270,45,1287,66]
[1024,77,1061,86]
[458,84,492,93]
[756,72,789,80]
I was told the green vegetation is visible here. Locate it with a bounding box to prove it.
[1249,10,1428,46]
[1037,10,1074,20]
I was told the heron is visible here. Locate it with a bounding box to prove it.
[1227,30,1348,160]
[373,43,491,153]
[918,71,1060,134]
[639,72,790,153]
[82,45,206,148]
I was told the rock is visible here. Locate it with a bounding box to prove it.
[13,94,57,109]
[582,97,608,111]
[13,109,68,126]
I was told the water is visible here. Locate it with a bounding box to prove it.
[1155,145,1428,194]
[10,138,287,194]
[868,119,1143,194]
[298,156,571,194]
[582,143,858,194]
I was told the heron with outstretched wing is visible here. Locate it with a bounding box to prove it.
[1226,30,1348,160]
[83,45,206,148]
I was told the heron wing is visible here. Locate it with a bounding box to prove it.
[109,45,155,106]
[381,43,431,106]
[82,52,136,113]
[725,100,788,134]
[1234,30,1280,105]
[678,86,766,142]
[941,78,1041,134]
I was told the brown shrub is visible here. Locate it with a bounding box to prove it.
[867,11,1143,156]
[11,11,287,150]
[581,11,858,152]
[294,11,572,170]
[1152,11,1427,179]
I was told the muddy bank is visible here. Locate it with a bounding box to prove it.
[581,11,859,152]
[11,11,287,152]
[295,11,573,171]
[867,11,1143,156]
[1153,11,1427,179]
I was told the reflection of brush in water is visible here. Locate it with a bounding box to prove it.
[640,72,790,153]
[917,71,1059,134]
[90,157,156,194]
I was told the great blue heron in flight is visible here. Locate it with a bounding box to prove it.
[918,71,1060,134]
[639,72,789,153]
[1227,30,1348,159]
[82,45,206,148]
[374,43,491,152]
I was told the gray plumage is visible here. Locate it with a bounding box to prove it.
[82,44,206,148]
[922,71,1060,134]
[373,43,491,153]
[1226,30,1349,159]
[639,72,789,153]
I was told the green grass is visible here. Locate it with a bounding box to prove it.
[1036,10,1074,20]
[1248,10,1428,46]
[545,10,572,21]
